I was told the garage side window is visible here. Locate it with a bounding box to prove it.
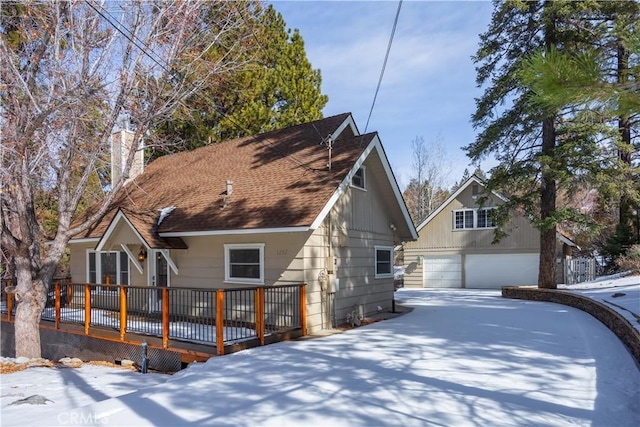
[375,246,393,278]
[224,243,265,284]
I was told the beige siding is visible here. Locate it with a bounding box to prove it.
[68,146,406,333]
[404,184,541,289]
[406,185,540,254]
[322,152,398,327]
[69,242,96,283]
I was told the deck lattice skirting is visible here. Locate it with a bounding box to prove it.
[502,286,640,365]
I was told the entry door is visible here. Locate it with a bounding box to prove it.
[150,251,169,312]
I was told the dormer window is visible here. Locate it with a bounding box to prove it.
[351,166,366,190]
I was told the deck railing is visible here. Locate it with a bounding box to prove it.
[1,279,307,355]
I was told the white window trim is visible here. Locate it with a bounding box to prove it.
[86,250,130,289]
[224,243,265,285]
[374,245,394,279]
[452,208,496,230]
[350,166,367,191]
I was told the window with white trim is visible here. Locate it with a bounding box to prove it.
[351,166,366,190]
[224,244,265,284]
[87,251,129,288]
[375,246,393,278]
[453,208,495,230]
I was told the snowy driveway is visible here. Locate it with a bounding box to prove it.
[3,289,640,426]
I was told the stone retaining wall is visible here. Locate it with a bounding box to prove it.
[502,286,640,365]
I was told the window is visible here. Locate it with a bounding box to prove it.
[87,251,130,288]
[225,244,265,284]
[351,166,366,190]
[453,208,495,230]
[454,210,474,229]
[375,246,393,278]
[477,209,495,228]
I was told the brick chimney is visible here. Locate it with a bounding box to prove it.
[110,122,144,189]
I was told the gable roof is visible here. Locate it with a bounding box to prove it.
[415,175,500,232]
[72,113,416,246]
[416,174,578,248]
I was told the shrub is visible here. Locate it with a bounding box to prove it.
[616,244,640,272]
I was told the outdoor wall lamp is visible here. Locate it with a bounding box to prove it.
[137,247,147,262]
[416,255,423,266]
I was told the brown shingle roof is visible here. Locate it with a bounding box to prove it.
[76,113,372,240]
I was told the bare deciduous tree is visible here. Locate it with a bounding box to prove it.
[404,136,451,224]
[0,1,249,358]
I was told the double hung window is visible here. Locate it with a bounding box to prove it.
[224,244,265,284]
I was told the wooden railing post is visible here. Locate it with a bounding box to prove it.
[7,279,13,322]
[105,275,110,292]
[84,284,91,335]
[216,289,224,356]
[54,282,61,329]
[120,286,127,341]
[256,287,265,345]
[162,288,169,348]
[300,283,307,336]
[67,277,74,307]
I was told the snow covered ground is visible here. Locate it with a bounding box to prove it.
[561,272,640,335]
[1,275,639,426]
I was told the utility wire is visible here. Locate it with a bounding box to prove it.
[364,0,402,134]
[85,1,174,78]
[88,0,320,175]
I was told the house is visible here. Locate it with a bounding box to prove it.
[68,113,417,333]
[403,175,578,289]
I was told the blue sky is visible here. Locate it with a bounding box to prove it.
[271,0,495,189]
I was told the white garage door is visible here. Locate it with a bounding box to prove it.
[423,256,462,288]
[465,253,539,289]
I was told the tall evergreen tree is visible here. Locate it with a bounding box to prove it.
[153,4,328,158]
[519,1,639,264]
[467,1,604,288]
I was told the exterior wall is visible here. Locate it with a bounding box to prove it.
[323,152,397,328]
[69,241,97,283]
[403,182,576,288]
[67,149,405,333]
[404,183,541,289]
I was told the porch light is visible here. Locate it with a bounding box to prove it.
[137,248,147,262]
[416,255,423,266]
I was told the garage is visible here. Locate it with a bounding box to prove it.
[423,255,462,288]
[465,253,539,288]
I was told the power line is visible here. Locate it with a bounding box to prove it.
[87,0,321,175]
[364,0,403,134]
[85,1,174,78]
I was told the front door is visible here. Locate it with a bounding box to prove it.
[150,250,169,312]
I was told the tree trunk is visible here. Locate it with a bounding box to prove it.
[538,1,558,290]
[617,42,632,228]
[539,121,558,289]
[539,116,557,289]
[13,256,47,359]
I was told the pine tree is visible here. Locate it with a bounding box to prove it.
[153,4,328,158]
[519,0,639,263]
[467,0,607,288]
